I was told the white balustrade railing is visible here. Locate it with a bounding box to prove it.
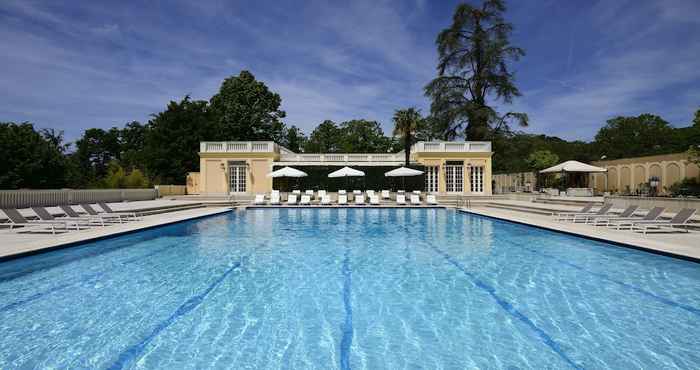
[412,141,492,153]
[278,153,404,163]
[200,141,277,153]
[0,189,157,209]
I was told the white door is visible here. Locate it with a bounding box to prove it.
[425,166,439,193]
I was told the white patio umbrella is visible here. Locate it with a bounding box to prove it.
[328,166,364,189]
[539,160,607,173]
[540,160,606,190]
[267,166,308,178]
[385,167,423,190]
[267,166,307,192]
[328,166,365,178]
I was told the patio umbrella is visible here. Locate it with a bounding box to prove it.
[267,166,307,191]
[385,167,423,190]
[328,166,365,189]
[539,160,606,190]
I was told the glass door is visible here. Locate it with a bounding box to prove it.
[425,166,439,193]
[445,162,463,193]
[228,161,247,193]
[470,166,484,194]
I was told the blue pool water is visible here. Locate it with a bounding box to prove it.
[1,208,699,369]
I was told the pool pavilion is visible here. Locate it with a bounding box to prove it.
[190,141,493,196]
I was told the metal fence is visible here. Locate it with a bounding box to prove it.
[0,189,157,209]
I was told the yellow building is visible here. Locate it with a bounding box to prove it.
[191,141,493,196]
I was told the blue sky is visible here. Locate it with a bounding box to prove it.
[1,0,699,142]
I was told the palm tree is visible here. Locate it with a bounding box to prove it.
[393,108,423,166]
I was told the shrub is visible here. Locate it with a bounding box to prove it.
[668,178,700,197]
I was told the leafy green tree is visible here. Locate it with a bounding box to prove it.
[119,121,146,170]
[393,108,423,166]
[281,125,307,153]
[593,114,676,159]
[0,122,72,189]
[74,127,122,183]
[209,70,286,142]
[304,120,342,153]
[526,149,559,171]
[143,96,218,184]
[425,0,527,140]
[338,119,393,153]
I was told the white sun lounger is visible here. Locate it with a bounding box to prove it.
[355,195,365,205]
[305,190,314,199]
[318,190,327,199]
[412,190,421,195]
[366,190,375,198]
[321,194,332,205]
[396,194,406,205]
[427,195,437,205]
[381,190,390,199]
[552,203,594,221]
[287,194,298,205]
[586,205,638,225]
[270,191,280,205]
[2,208,73,234]
[410,194,421,205]
[292,190,302,195]
[339,190,347,196]
[300,195,311,205]
[338,195,348,205]
[607,207,665,229]
[370,195,380,205]
[629,208,696,234]
[571,203,614,223]
[254,194,265,205]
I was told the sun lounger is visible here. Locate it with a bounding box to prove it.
[412,190,421,195]
[32,206,102,228]
[254,194,266,205]
[553,203,594,221]
[338,195,348,205]
[270,191,280,205]
[300,195,311,205]
[381,190,390,199]
[570,203,613,223]
[2,208,73,234]
[81,204,127,223]
[396,194,406,205]
[321,194,332,205]
[305,190,314,199]
[318,190,327,199]
[427,195,437,205]
[98,202,139,221]
[366,190,375,198]
[287,194,298,205]
[586,205,638,225]
[355,195,365,205]
[628,208,696,234]
[606,207,665,229]
[370,195,380,205]
[59,205,109,226]
[339,190,347,195]
[410,194,421,205]
[556,203,609,222]
[397,190,405,194]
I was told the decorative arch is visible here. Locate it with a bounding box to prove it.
[666,163,681,187]
[634,165,646,189]
[649,164,662,178]
[608,167,618,191]
[620,166,632,193]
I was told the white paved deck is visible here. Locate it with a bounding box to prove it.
[460,206,700,261]
[0,207,231,259]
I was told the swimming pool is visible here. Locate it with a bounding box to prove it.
[1,208,698,369]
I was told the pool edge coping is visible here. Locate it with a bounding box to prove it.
[457,208,700,264]
[0,208,233,263]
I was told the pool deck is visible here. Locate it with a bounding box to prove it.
[460,206,700,261]
[0,206,232,260]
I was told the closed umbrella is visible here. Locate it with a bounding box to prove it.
[385,167,423,190]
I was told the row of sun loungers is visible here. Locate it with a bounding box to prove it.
[553,203,696,235]
[254,191,438,206]
[1,203,141,234]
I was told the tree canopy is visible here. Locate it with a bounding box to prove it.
[425,0,527,140]
[393,108,424,166]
